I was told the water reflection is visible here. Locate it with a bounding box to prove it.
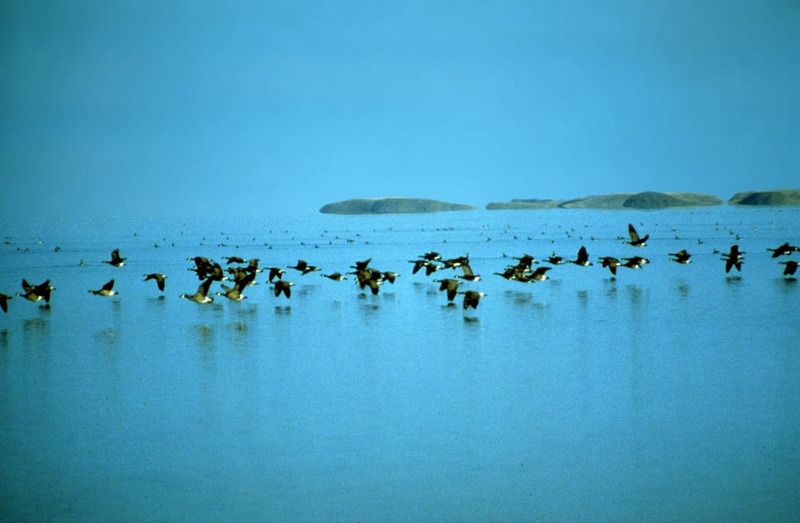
[274,306,291,315]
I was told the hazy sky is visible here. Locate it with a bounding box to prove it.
[1,0,798,219]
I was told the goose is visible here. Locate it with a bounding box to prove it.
[273,280,294,298]
[322,272,347,281]
[598,257,621,275]
[421,251,441,261]
[721,245,745,273]
[288,260,320,275]
[215,283,247,301]
[779,260,798,277]
[89,279,117,297]
[457,263,481,282]
[351,258,372,271]
[569,246,593,266]
[17,279,55,303]
[223,256,245,265]
[143,273,167,291]
[622,256,649,269]
[0,293,10,313]
[625,223,649,247]
[381,271,399,284]
[529,266,551,281]
[545,253,566,265]
[266,267,285,282]
[180,278,215,304]
[460,290,485,310]
[104,248,126,267]
[409,259,442,276]
[668,250,692,264]
[767,242,800,258]
[434,278,460,301]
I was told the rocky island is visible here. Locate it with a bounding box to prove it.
[319,198,478,215]
[486,191,722,210]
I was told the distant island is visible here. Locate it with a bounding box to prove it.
[319,198,478,215]
[319,190,799,214]
[728,189,800,206]
[486,192,723,210]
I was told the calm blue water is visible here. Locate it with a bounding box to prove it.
[1,207,799,522]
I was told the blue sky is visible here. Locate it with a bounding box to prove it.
[1,0,798,218]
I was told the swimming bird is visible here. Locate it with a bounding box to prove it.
[180,278,214,304]
[779,260,798,277]
[461,290,485,310]
[721,245,745,273]
[89,279,117,297]
[104,248,126,267]
[17,279,55,304]
[668,250,692,264]
[569,246,593,266]
[625,224,649,247]
[767,242,800,258]
[273,280,294,298]
[143,273,167,291]
[0,293,10,313]
[434,278,460,301]
[598,257,621,275]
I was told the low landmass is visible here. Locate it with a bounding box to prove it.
[319,198,478,215]
[487,192,722,210]
[728,189,800,206]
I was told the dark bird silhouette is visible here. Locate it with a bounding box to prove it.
[0,293,10,313]
[570,246,593,266]
[461,290,485,310]
[668,250,692,264]
[721,245,745,273]
[144,273,167,291]
[322,272,347,281]
[779,260,798,277]
[180,278,214,304]
[409,259,442,276]
[17,279,54,304]
[545,253,566,265]
[622,256,649,269]
[625,223,649,247]
[223,256,245,265]
[266,267,285,282]
[104,248,126,267]
[351,258,372,271]
[288,260,320,275]
[457,263,481,282]
[89,279,117,297]
[599,257,621,275]
[767,242,800,258]
[273,280,294,298]
[434,278,461,301]
[421,251,441,261]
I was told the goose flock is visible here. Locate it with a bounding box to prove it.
[1,223,798,315]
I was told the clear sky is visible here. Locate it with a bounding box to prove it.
[1,0,798,219]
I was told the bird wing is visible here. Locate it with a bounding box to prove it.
[628,224,640,242]
[102,279,115,292]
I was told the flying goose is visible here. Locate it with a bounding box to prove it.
[569,246,593,266]
[625,224,649,247]
[668,250,692,264]
[599,257,621,275]
[104,248,126,267]
[180,278,215,304]
[721,245,745,273]
[779,260,798,277]
[460,290,485,310]
[434,278,461,301]
[0,293,10,313]
[767,242,800,258]
[143,273,167,291]
[273,280,294,298]
[89,279,117,296]
[17,279,54,303]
